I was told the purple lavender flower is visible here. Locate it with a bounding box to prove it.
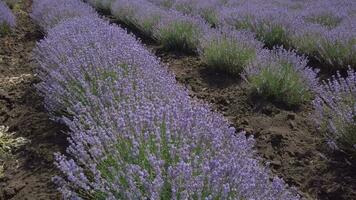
[110,0,167,39]
[32,0,301,199]
[313,67,356,153]
[31,0,97,31]
[288,0,356,68]
[219,2,294,48]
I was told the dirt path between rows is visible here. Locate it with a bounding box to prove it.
[0,1,66,199]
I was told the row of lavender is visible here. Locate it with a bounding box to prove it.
[157,0,356,155]
[0,0,16,36]
[87,0,356,157]
[147,0,356,70]
[87,0,318,105]
[30,0,301,199]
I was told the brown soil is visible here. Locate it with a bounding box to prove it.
[145,48,356,200]
[0,1,67,199]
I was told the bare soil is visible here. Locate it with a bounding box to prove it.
[0,1,67,199]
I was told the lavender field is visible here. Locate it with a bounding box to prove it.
[0,0,355,199]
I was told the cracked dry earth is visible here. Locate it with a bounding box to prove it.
[0,1,66,199]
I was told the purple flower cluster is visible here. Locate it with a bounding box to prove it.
[148,0,356,69]
[110,0,166,39]
[31,0,97,31]
[109,0,210,51]
[219,2,293,48]
[288,0,356,68]
[32,0,300,199]
[0,0,16,33]
[313,68,356,153]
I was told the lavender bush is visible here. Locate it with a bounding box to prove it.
[199,27,263,75]
[31,0,97,31]
[172,0,197,15]
[314,68,356,153]
[305,13,343,29]
[32,0,301,198]
[244,48,319,107]
[289,0,356,68]
[151,0,222,26]
[110,0,139,27]
[110,0,166,39]
[3,0,20,9]
[152,0,356,69]
[219,4,293,48]
[317,31,356,69]
[154,11,209,52]
[194,0,223,26]
[85,0,113,11]
[0,0,16,36]
[289,22,324,62]
[148,0,175,8]
[33,16,144,115]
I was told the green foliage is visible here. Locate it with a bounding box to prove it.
[290,33,320,57]
[3,0,19,9]
[256,24,288,48]
[63,68,119,114]
[318,90,356,153]
[96,120,179,199]
[159,0,174,8]
[248,62,313,107]
[0,23,11,37]
[233,19,288,48]
[157,20,201,52]
[200,8,219,27]
[0,126,28,156]
[305,13,342,28]
[318,38,356,68]
[136,14,162,39]
[200,37,256,75]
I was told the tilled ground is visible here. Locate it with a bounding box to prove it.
[0,1,67,199]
